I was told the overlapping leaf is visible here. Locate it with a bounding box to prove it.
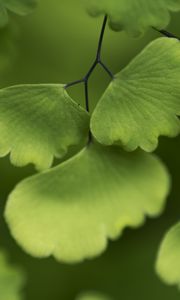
[156,222,180,287]
[76,291,112,300]
[91,38,180,152]
[5,143,170,263]
[87,0,180,36]
[0,250,25,300]
[0,84,89,170]
[0,0,36,27]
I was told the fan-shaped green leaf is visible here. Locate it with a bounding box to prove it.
[0,84,89,170]
[5,143,170,263]
[0,0,36,27]
[91,38,180,152]
[87,0,180,36]
[0,250,25,300]
[156,222,180,287]
[75,291,112,300]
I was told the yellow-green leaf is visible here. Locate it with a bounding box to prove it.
[5,143,170,263]
[91,38,180,152]
[156,222,180,287]
[0,84,89,170]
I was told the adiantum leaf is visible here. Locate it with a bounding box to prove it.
[0,0,36,27]
[156,222,180,288]
[0,250,25,300]
[75,291,112,300]
[0,84,89,170]
[91,38,180,152]
[86,0,180,36]
[5,143,170,263]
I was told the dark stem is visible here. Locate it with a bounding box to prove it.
[65,79,84,88]
[84,60,97,82]
[84,81,92,142]
[99,61,114,78]
[153,27,180,40]
[65,15,114,143]
[96,15,108,61]
[65,15,114,107]
[84,81,89,112]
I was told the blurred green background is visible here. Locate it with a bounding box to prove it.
[0,0,180,299]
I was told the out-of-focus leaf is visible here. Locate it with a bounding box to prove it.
[87,0,180,36]
[0,250,25,300]
[75,291,112,300]
[156,222,180,288]
[0,0,36,27]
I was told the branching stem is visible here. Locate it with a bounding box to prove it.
[65,15,114,116]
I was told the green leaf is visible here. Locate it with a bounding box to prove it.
[91,38,180,152]
[156,222,180,287]
[0,250,25,300]
[5,143,170,263]
[75,291,112,300]
[0,84,89,170]
[0,22,18,73]
[87,0,180,36]
[0,0,36,27]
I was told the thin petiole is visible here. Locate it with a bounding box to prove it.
[84,60,97,81]
[96,15,108,60]
[65,79,84,89]
[84,80,92,143]
[84,81,90,112]
[153,27,180,40]
[99,61,114,79]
